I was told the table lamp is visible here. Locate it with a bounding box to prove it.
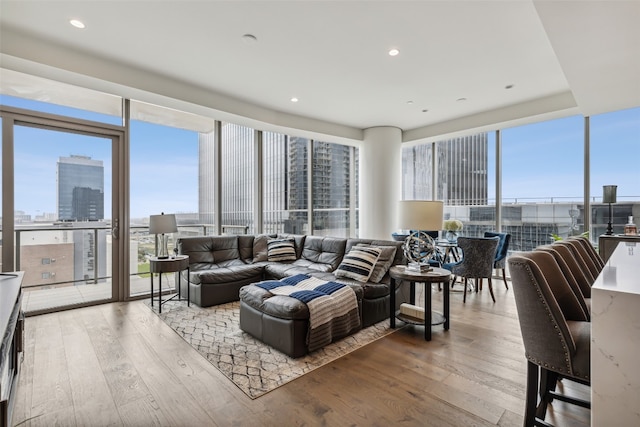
[398,200,444,272]
[603,185,617,235]
[149,212,178,259]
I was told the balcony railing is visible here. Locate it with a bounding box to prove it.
[4,223,216,290]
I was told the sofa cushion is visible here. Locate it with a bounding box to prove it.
[267,238,297,261]
[264,263,312,279]
[197,264,264,285]
[239,285,309,320]
[178,235,242,265]
[300,236,347,271]
[335,246,381,282]
[238,235,255,262]
[356,243,397,283]
[291,258,334,273]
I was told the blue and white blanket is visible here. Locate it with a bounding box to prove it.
[255,274,361,352]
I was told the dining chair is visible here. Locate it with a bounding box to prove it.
[562,239,602,279]
[548,243,594,293]
[536,245,591,319]
[568,236,605,270]
[484,231,511,289]
[508,251,590,426]
[554,241,598,283]
[443,236,499,303]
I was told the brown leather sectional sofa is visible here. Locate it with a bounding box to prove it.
[176,233,409,333]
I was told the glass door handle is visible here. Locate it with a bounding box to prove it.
[112,218,119,239]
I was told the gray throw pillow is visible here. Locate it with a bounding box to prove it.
[252,234,271,262]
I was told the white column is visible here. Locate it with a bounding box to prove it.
[359,126,402,240]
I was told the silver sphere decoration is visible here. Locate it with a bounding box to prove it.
[402,231,436,265]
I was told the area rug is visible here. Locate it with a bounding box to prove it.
[145,299,397,399]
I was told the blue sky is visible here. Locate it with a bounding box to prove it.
[2,95,198,220]
[2,95,639,220]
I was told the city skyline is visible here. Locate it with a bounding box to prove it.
[2,95,639,223]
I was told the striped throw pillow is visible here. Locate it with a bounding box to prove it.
[267,238,297,262]
[356,244,397,283]
[335,246,382,282]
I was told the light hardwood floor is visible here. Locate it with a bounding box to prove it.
[12,280,590,426]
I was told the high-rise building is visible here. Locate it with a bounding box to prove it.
[56,155,106,284]
[402,133,488,206]
[57,155,104,221]
[199,126,355,236]
[71,187,104,221]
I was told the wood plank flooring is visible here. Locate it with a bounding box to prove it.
[12,279,591,426]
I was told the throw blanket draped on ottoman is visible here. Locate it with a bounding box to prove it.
[255,274,361,352]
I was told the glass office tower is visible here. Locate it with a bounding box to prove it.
[57,155,104,221]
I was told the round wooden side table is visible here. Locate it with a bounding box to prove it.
[389,265,451,341]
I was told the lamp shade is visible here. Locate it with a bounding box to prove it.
[603,185,617,204]
[398,200,444,231]
[149,213,178,234]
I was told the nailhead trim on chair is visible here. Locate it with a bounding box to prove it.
[521,261,573,375]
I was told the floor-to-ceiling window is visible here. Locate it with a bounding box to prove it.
[312,141,355,238]
[1,72,124,314]
[221,122,255,234]
[13,125,117,313]
[501,115,584,251]
[438,133,492,238]
[590,107,640,238]
[263,132,309,235]
[129,101,202,297]
[401,133,494,238]
[402,143,433,200]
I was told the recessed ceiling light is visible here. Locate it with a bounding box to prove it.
[406,100,413,105]
[290,97,299,103]
[388,48,399,56]
[456,97,467,102]
[70,19,85,29]
[505,84,515,89]
[242,34,257,44]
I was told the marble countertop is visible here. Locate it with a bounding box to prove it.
[593,241,638,294]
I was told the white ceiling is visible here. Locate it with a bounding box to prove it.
[0,1,639,142]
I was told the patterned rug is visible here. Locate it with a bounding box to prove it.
[146,299,397,399]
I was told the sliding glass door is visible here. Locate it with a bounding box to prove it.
[2,107,123,314]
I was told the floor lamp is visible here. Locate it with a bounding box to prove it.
[603,185,617,235]
[398,200,444,272]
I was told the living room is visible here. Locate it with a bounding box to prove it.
[1,1,639,426]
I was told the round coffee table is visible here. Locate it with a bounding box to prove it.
[389,265,451,341]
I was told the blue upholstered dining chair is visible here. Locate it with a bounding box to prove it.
[484,231,511,289]
[443,236,500,303]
